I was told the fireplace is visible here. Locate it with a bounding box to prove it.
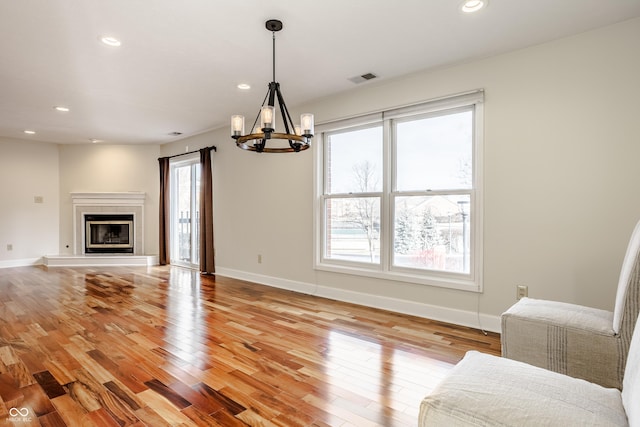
[85,214,134,254]
[71,192,146,256]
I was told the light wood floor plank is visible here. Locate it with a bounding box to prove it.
[0,265,500,426]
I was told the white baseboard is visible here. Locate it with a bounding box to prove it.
[0,257,43,269]
[215,267,501,333]
[0,255,160,268]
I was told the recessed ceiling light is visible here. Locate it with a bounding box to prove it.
[461,0,487,13]
[24,130,36,135]
[54,106,70,112]
[100,36,122,47]
[237,83,251,90]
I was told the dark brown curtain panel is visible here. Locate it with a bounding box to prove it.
[199,148,215,274]
[158,157,171,265]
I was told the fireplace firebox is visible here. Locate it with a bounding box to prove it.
[84,214,134,254]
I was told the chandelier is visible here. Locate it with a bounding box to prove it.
[231,19,314,153]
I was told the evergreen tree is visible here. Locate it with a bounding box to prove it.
[419,208,439,250]
[395,202,412,254]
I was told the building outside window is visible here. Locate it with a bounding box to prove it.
[314,90,484,291]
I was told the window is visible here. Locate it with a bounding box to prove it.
[170,155,201,268]
[315,91,483,291]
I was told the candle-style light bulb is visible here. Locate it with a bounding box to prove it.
[261,106,275,131]
[300,113,314,137]
[231,115,244,138]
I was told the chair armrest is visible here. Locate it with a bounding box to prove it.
[502,297,615,336]
[502,298,622,388]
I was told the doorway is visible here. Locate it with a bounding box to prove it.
[170,155,201,268]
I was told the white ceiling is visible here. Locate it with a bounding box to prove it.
[1,0,640,145]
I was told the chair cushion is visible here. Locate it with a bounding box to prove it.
[419,351,626,427]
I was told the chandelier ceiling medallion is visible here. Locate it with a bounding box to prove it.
[231,19,314,153]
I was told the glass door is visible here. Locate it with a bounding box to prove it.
[170,156,201,268]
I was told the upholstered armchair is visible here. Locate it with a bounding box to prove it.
[501,219,640,389]
[419,312,640,426]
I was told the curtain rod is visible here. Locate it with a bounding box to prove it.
[158,145,217,161]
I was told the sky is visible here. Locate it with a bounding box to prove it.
[325,109,472,194]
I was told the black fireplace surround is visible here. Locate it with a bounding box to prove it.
[84,214,134,254]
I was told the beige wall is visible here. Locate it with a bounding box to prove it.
[0,138,60,265]
[58,144,160,255]
[3,17,638,329]
[162,17,640,326]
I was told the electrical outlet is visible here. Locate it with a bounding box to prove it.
[257,254,262,264]
[516,285,528,300]
[34,196,44,203]
[6,244,13,251]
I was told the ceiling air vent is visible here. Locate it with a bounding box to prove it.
[348,72,378,84]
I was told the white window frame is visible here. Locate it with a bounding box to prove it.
[313,90,484,292]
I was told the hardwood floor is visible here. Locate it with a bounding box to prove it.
[0,266,500,426]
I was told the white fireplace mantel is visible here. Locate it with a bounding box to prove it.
[71,192,146,205]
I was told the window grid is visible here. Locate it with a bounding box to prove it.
[315,91,483,291]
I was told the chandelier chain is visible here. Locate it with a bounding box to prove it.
[272,31,276,83]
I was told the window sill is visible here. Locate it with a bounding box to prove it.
[314,261,482,292]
